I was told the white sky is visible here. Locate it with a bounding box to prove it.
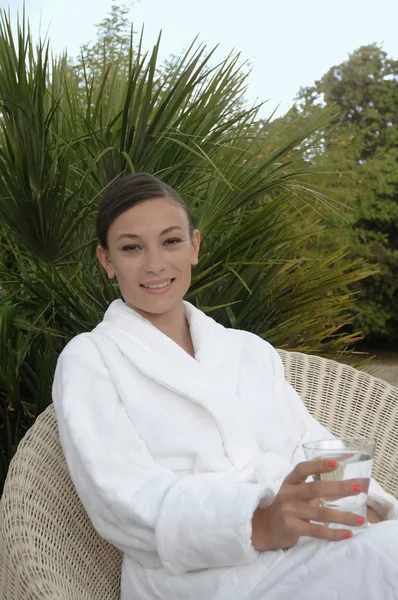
[3,0,398,118]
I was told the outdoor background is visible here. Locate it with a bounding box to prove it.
[0,0,397,492]
[7,0,398,119]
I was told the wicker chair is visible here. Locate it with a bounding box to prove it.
[1,350,398,600]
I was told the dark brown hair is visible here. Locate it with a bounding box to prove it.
[96,173,194,248]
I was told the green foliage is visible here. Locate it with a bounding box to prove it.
[76,2,133,83]
[0,8,371,494]
[295,44,398,345]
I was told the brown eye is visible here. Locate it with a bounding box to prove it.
[122,245,141,252]
[164,238,182,246]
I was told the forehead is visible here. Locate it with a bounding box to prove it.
[109,197,188,236]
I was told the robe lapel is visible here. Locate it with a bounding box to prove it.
[93,300,261,469]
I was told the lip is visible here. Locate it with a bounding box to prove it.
[141,278,174,286]
[140,278,175,295]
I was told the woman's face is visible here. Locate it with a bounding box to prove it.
[97,196,200,323]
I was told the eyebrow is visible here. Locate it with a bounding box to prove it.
[116,226,184,241]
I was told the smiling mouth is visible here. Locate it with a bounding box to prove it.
[140,278,175,289]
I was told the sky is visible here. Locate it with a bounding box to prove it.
[3,0,398,118]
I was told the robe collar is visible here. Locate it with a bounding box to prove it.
[93,299,261,469]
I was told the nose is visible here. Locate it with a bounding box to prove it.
[143,247,166,274]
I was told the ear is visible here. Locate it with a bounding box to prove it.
[97,245,116,279]
[191,230,201,266]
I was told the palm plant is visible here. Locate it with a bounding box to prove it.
[0,9,371,494]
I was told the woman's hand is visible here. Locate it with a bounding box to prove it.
[252,459,364,552]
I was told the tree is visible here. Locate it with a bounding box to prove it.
[76,1,133,82]
[296,44,398,347]
[0,9,370,494]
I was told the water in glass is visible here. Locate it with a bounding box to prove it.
[303,438,375,530]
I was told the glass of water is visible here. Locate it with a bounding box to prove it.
[302,437,376,530]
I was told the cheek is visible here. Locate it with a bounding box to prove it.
[175,251,194,274]
[113,257,141,281]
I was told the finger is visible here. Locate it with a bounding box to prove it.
[309,497,321,508]
[295,503,365,528]
[295,519,353,542]
[294,480,363,502]
[284,458,342,486]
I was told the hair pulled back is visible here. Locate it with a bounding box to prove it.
[96,173,194,248]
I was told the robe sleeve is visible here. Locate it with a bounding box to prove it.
[269,348,398,520]
[52,334,273,575]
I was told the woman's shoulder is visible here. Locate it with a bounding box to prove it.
[228,327,273,349]
[59,300,126,359]
[227,327,285,378]
[57,330,105,368]
[227,326,276,354]
[60,331,95,353]
[190,303,277,354]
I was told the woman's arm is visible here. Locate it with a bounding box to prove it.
[53,334,273,574]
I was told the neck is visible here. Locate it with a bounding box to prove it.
[131,303,195,357]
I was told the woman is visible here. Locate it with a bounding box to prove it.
[53,173,398,600]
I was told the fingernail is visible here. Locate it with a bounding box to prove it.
[344,531,352,539]
[327,459,337,468]
[352,484,362,493]
[356,516,365,525]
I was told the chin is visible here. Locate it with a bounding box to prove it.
[125,297,180,318]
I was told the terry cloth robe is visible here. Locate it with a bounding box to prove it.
[53,300,398,600]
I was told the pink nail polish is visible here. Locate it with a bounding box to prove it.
[356,516,365,525]
[344,531,352,539]
[352,484,362,493]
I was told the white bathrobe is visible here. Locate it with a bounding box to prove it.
[53,300,398,600]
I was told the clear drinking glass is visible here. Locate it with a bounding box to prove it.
[302,437,376,530]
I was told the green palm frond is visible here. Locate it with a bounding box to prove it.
[0,9,371,494]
